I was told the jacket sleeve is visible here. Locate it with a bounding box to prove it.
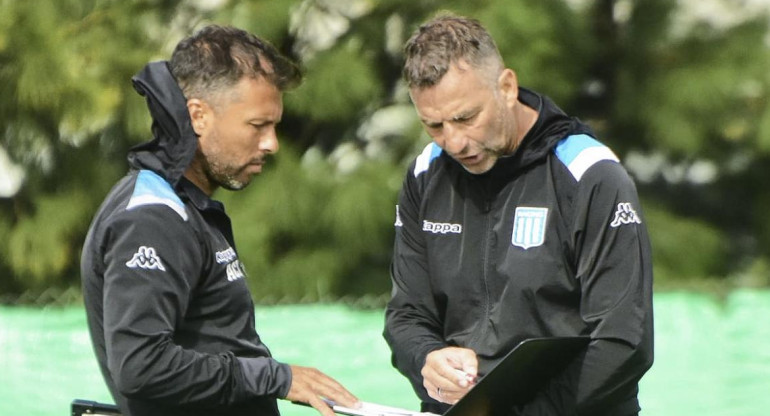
[383,169,448,405]
[100,205,291,407]
[516,161,654,416]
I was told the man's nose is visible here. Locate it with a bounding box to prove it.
[260,127,280,154]
[440,124,466,155]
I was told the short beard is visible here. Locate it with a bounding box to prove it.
[203,157,250,191]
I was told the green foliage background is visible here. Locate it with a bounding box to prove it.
[2,0,769,301]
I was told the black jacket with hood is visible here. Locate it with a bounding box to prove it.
[384,88,654,416]
[81,61,291,416]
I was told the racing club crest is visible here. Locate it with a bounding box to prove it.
[512,207,549,250]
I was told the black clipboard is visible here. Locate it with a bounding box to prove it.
[443,336,590,416]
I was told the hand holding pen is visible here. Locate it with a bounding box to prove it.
[421,347,479,404]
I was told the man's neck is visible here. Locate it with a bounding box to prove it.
[516,102,539,144]
[183,166,215,196]
[506,102,539,154]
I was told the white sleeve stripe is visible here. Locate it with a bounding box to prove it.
[566,146,619,181]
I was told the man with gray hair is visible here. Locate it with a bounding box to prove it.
[384,14,654,415]
[81,25,359,416]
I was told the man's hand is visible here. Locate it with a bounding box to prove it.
[422,347,478,404]
[284,365,361,416]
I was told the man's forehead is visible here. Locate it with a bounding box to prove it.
[212,76,282,115]
[411,85,485,124]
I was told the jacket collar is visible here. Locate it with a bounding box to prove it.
[177,176,226,214]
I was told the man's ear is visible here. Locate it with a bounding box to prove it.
[187,98,208,136]
[498,68,519,108]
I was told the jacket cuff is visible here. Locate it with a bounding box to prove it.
[415,341,448,370]
[237,356,293,399]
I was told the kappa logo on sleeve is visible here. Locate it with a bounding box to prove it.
[126,246,166,272]
[610,202,642,227]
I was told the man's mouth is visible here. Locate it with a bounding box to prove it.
[459,154,481,165]
[246,160,265,174]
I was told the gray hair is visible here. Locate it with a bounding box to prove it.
[403,14,503,88]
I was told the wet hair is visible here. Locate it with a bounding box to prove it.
[403,14,503,88]
[169,25,301,101]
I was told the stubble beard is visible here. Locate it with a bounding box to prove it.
[201,152,251,191]
[209,164,251,191]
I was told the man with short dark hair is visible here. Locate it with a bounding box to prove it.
[384,15,654,415]
[81,25,359,416]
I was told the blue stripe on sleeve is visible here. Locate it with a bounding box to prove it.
[126,170,188,221]
[554,134,603,166]
[555,134,619,181]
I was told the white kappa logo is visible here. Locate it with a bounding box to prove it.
[610,202,642,227]
[126,246,166,271]
[423,220,462,234]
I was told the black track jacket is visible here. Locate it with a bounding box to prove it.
[384,88,654,416]
[80,62,291,416]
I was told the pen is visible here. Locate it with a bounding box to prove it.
[454,368,477,385]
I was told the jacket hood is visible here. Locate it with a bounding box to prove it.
[512,87,594,169]
[128,61,198,186]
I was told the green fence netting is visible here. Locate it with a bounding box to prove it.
[1,290,769,416]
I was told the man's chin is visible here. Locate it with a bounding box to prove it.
[459,159,495,175]
[219,177,251,191]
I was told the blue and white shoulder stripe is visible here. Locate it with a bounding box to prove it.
[555,134,619,182]
[126,170,188,221]
[413,142,443,177]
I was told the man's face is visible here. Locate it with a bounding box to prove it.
[189,76,283,194]
[410,62,517,174]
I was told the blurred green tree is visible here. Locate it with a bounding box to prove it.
[0,0,216,292]
[1,0,769,302]
[578,0,770,284]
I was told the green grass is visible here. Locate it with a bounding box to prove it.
[1,291,769,416]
